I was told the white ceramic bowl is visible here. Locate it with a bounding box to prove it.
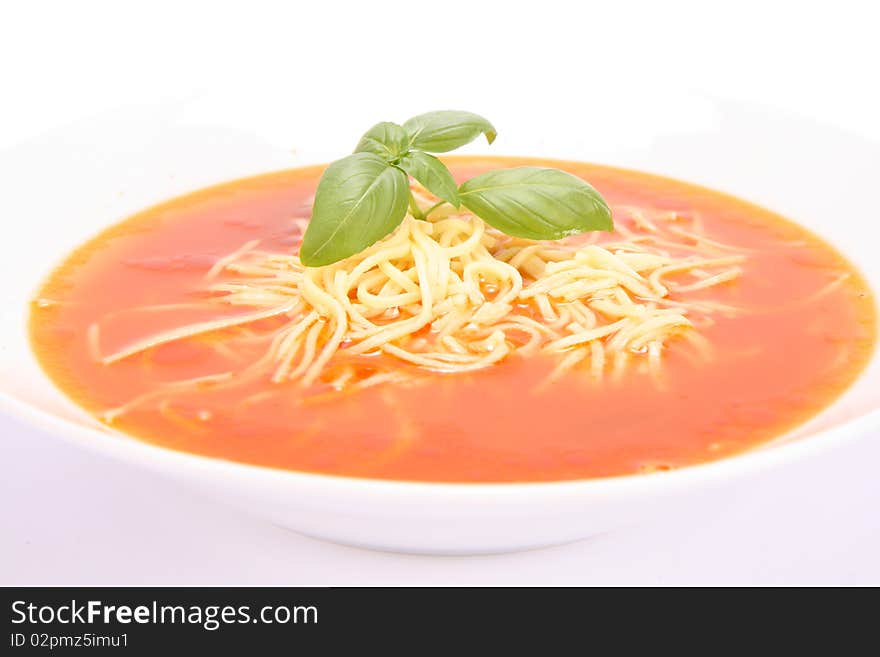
[2,93,879,554]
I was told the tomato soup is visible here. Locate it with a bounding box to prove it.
[29,157,877,482]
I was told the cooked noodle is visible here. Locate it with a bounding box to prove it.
[94,191,753,420]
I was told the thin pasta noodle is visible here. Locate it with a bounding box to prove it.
[93,198,756,417]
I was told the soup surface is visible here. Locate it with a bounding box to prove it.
[30,157,876,482]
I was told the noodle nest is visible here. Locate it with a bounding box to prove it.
[96,189,749,406]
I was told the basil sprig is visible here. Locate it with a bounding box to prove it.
[300,111,612,266]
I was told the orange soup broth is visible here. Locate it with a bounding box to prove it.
[30,157,877,482]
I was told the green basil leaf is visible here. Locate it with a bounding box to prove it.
[300,153,410,266]
[354,121,410,161]
[397,151,460,207]
[402,110,497,153]
[458,167,613,240]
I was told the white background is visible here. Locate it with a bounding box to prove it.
[2,0,879,585]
